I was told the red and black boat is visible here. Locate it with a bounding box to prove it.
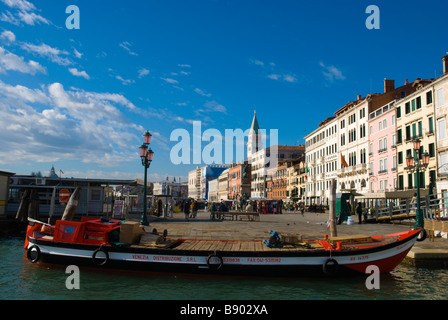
[25,217,421,276]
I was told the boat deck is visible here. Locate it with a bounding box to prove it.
[132,238,324,252]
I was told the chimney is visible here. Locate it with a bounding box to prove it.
[384,79,395,93]
[443,54,448,74]
[405,79,409,85]
[357,95,361,100]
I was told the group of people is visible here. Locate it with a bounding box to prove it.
[182,199,199,221]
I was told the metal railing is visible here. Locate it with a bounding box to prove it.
[359,192,448,223]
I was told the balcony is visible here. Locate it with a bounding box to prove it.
[378,148,387,154]
[378,169,388,175]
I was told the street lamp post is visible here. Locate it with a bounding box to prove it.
[139,131,154,226]
[405,138,430,230]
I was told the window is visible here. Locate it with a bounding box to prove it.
[418,121,423,137]
[426,91,433,105]
[405,125,411,141]
[383,119,387,129]
[379,121,382,131]
[360,108,366,119]
[360,124,366,138]
[392,115,396,125]
[397,106,401,118]
[416,96,422,109]
[405,102,411,114]
[440,154,448,176]
[439,119,446,140]
[429,143,435,158]
[398,175,404,190]
[429,117,434,134]
[397,129,402,144]
[412,99,416,112]
[438,88,445,107]
[398,151,403,164]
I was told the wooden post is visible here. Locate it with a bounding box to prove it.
[61,187,81,221]
[329,179,337,237]
[15,189,30,222]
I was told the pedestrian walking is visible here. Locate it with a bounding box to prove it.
[411,193,417,212]
[356,202,363,224]
[184,199,190,222]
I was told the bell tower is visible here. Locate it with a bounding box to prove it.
[247,110,262,162]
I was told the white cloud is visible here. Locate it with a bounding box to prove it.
[319,61,346,81]
[0,0,50,26]
[282,74,297,83]
[0,30,15,42]
[253,59,297,83]
[119,41,138,56]
[69,67,90,80]
[138,68,150,78]
[1,0,35,11]
[0,46,46,74]
[17,10,49,25]
[161,77,178,84]
[178,64,191,68]
[73,48,83,59]
[203,100,227,113]
[21,42,71,66]
[194,88,212,97]
[267,74,280,80]
[0,81,143,165]
[116,75,135,85]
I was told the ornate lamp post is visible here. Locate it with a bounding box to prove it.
[405,138,430,230]
[139,131,154,226]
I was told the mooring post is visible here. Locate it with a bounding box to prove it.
[329,179,337,237]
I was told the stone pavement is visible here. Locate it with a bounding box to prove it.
[129,210,448,267]
[132,210,416,240]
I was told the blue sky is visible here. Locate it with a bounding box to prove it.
[0,0,447,182]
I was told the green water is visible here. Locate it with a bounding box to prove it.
[1,237,447,300]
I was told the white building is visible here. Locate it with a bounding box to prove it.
[335,96,370,195]
[304,116,338,205]
[207,178,219,202]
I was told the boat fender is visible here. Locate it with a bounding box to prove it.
[206,251,223,270]
[92,247,109,266]
[27,245,41,263]
[323,258,339,276]
[417,229,427,242]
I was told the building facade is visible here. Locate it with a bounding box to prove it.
[368,102,398,194]
[395,79,436,196]
[188,164,229,200]
[434,55,448,199]
[228,161,251,201]
[304,116,338,205]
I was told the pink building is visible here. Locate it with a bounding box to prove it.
[368,102,398,193]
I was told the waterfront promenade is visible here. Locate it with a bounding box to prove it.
[134,210,448,268]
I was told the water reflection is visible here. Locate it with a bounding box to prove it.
[2,237,448,300]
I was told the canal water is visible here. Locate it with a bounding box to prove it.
[1,237,447,301]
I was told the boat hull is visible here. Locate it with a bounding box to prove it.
[26,229,420,277]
